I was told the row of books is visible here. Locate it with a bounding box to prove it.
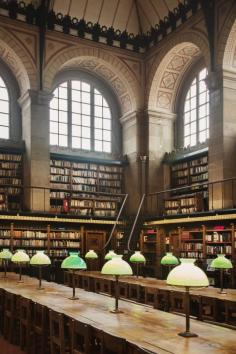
[206,245,232,254]
[13,230,47,238]
[0,178,21,185]
[0,162,21,169]
[0,154,21,162]
[50,240,81,248]
[50,232,81,239]
[172,177,188,185]
[51,160,71,168]
[190,165,208,174]
[191,172,208,183]
[50,167,70,175]
[181,243,203,251]
[0,239,10,246]
[0,170,20,177]
[70,199,94,207]
[16,240,47,247]
[94,210,116,217]
[171,162,188,171]
[189,156,208,166]
[73,170,97,177]
[172,170,188,178]
[180,252,204,258]
[72,177,97,185]
[51,175,70,182]
[205,233,231,242]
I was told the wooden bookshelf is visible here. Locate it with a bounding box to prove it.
[164,151,208,215]
[0,151,23,211]
[50,155,124,217]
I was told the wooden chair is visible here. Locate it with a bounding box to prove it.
[49,309,69,354]
[102,331,127,354]
[32,302,49,354]
[19,296,32,352]
[3,291,20,344]
[70,318,91,354]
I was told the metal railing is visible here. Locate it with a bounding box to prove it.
[146,177,236,218]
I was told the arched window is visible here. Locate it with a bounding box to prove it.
[183,68,209,147]
[0,75,9,139]
[50,80,112,153]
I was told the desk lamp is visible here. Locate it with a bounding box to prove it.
[104,250,116,260]
[129,251,146,278]
[30,251,51,290]
[101,254,133,313]
[85,249,98,271]
[211,254,233,294]
[0,248,13,278]
[167,258,209,337]
[11,249,30,283]
[161,252,179,277]
[61,252,87,300]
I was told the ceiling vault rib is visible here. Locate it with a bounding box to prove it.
[83,0,89,19]
[134,0,143,34]
[162,0,169,12]
[149,0,161,21]
[67,0,72,15]
[125,0,135,31]
[137,2,152,28]
[111,0,120,27]
[97,0,105,23]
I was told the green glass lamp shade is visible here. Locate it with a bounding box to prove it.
[101,255,133,276]
[85,250,98,259]
[104,250,116,260]
[161,252,179,266]
[30,251,51,266]
[129,251,146,263]
[167,259,209,288]
[61,252,87,270]
[211,254,233,269]
[12,250,30,263]
[0,248,13,260]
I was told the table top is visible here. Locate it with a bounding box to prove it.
[79,271,236,302]
[0,273,236,354]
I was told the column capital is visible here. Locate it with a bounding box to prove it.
[205,70,223,92]
[18,90,53,108]
[120,110,142,127]
[146,109,176,125]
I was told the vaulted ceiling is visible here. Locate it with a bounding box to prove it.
[49,0,180,35]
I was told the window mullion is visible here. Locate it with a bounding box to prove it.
[196,74,199,145]
[91,85,95,151]
[68,80,72,148]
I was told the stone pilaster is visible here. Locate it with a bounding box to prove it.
[18,90,52,212]
[147,109,176,214]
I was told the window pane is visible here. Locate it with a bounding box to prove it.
[191,122,196,134]
[95,129,102,140]
[50,121,58,134]
[103,141,111,153]
[184,100,190,112]
[199,130,206,143]
[81,91,90,103]
[72,113,81,125]
[95,118,102,128]
[190,135,196,146]
[95,94,103,106]
[50,133,58,145]
[59,135,67,147]
[184,111,190,124]
[199,105,207,118]
[72,101,81,113]
[103,119,111,130]
[190,110,196,122]
[82,126,90,138]
[59,99,67,111]
[50,109,58,121]
[184,136,190,147]
[59,123,67,135]
[82,103,90,115]
[95,106,103,117]
[103,130,111,141]
[199,68,207,80]
[50,98,58,110]
[0,113,8,126]
[59,111,67,123]
[72,137,81,149]
[72,125,81,137]
[199,80,207,93]
[103,98,109,107]
[82,138,90,150]
[81,82,90,92]
[59,87,67,99]
[0,126,9,139]
[184,124,190,136]
[72,90,81,102]
[0,100,9,113]
[72,81,81,90]
[95,140,103,152]
[190,84,196,97]
[190,97,196,110]
[0,88,8,100]
[53,88,59,98]
[199,118,206,131]
[199,92,207,105]
[103,108,111,119]
[82,115,90,127]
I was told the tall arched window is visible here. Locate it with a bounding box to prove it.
[183,68,209,147]
[0,75,9,139]
[50,80,112,153]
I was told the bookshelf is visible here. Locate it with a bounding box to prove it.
[164,151,208,215]
[0,152,23,211]
[50,155,124,217]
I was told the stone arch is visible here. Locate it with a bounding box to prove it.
[0,27,37,93]
[147,31,210,113]
[217,1,236,70]
[43,46,141,115]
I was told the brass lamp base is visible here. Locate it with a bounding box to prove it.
[69,296,79,300]
[17,280,24,284]
[219,290,227,295]
[178,331,198,338]
[110,309,123,314]
[37,286,45,290]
